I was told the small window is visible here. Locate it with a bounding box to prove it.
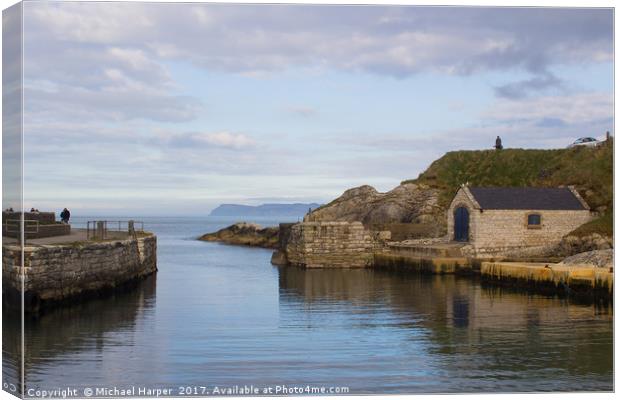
[527,213,541,228]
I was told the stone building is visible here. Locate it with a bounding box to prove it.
[447,186,593,256]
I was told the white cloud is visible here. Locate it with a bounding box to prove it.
[485,92,613,125]
[25,4,612,78]
[20,3,613,129]
[15,3,613,214]
[26,2,156,43]
[106,47,168,80]
[193,132,256,149]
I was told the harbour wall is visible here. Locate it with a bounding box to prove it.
[371,253,612,299]
[2,234,157,312]
[373,253,477,275]
[281,221,389,268]
[480,261,613,297]
[274,222,611,299]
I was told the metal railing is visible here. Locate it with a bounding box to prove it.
[2,219,39,234]
[86,220,144,240]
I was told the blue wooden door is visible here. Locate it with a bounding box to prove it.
[454,207,469,242]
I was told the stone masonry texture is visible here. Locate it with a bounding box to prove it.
[447,187,593,256]
[285,222,380,268]
[2,234,157,311]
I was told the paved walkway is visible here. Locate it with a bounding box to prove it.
[3,228,130,246]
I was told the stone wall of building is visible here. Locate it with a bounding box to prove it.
[472,209,593,255]
[284,222,388,268]
[2,234,157,312]
[447,187,594,256]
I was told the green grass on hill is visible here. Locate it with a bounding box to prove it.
[569,210,613,238]
[402,140,613,237]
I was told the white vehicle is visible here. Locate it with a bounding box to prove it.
[568,137,601,148]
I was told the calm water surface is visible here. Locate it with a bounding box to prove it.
[3,216,614,395]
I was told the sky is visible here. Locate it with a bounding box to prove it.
[11,2,614,215]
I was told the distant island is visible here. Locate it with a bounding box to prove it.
[209,203,322,218]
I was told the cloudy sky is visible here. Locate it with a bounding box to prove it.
[17,2,613,215]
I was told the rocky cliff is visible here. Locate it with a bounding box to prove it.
[306,183,445,236]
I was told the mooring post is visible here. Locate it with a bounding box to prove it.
[96,221,105,240]
[128,220,136,239]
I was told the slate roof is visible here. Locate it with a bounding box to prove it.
[468,187,588,210]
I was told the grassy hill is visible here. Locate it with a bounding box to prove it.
[403,140,613,237]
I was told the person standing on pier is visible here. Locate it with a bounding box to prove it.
[60,208,71,224]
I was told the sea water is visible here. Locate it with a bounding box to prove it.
[2,216,613,395]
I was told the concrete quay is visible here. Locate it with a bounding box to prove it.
[481,261,613,297]
[371,250,612,299]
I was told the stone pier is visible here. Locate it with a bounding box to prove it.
[2,233,157,313]
[281,221,388,268]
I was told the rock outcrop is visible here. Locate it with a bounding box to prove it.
[493,232,614,260]
[560,249,613,269]
[306,183,444,234]
[198,222,279,249]
[554,233,613,257]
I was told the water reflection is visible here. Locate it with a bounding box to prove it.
[2,311,22,397]
[3,276,156,392]
[5,215,612,395]
[277,266,613,392]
